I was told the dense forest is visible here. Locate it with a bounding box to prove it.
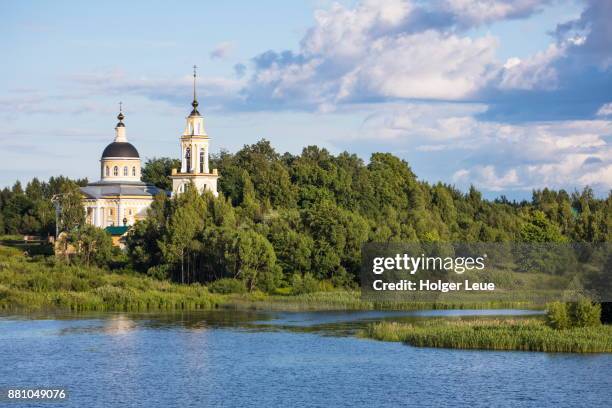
[1,140,610,291]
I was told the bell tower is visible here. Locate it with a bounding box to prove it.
[170,66,219,196]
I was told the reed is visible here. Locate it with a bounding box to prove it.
[361,319,612,353]
[222,290,369,311]
[0,245,223,312]
[0,243,541,312]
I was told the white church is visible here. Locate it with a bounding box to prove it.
[80,68,219,229]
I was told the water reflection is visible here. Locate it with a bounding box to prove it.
[41,309,544,338]
[103,315,136,335]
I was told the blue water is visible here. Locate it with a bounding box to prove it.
[0,310,610,408]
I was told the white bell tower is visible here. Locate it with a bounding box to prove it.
[170,66,219,196]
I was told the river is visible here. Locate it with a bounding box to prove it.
[0,309,610,407]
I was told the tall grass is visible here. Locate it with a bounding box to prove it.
[0,242,542,313]
[224,291,369,311]
[220,292,537,312]
[0,245,223,312]
[361,319,612,353]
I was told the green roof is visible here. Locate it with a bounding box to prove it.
[105,226,129,236]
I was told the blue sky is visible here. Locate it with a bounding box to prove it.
[1,0,610,199]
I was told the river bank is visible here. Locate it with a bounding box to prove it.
[0,244,536,312]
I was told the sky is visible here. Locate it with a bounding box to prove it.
[1,0,610,199]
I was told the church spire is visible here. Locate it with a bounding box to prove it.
[114,102,127,142]
[116,101,125,127]
[190,65,201,116]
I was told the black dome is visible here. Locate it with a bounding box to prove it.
[101,142,139,158]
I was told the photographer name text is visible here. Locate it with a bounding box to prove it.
[372,279,495,292]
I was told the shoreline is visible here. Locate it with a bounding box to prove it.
[0,243,539,313]
[0,289,541,313]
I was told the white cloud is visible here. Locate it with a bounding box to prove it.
[453,165,520,191]
[596,102,612,117]
[360,102,488,140]
[442,0,549,27]
[210,41,235,60]
[302,0,413,58]
[347,103,612,193]
[579,164,612,186]
[336,31,498,101]
[499,44,562,90]
[245,0,506,110]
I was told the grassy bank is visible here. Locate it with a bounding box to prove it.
[0,242,537,313]
[0,244,366,312]
[361,319,612,353]
[0,245,222,312]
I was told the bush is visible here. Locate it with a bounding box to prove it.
[208,278,247,294]
[146,265,170,280]
[570,299,601,328]
[546,301,571,329]
[257,265,283,293]
[291,272,319,295]
[318,280,335,292]
[331,266,356,289]
[546,300,601,329]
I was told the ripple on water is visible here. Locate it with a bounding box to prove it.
[0,310,609,408]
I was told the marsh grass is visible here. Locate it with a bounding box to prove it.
[220,292,536,312]
[361,319,612,353]
[0,245,223,311]
[223,290,369,311]
[0,243,541,312]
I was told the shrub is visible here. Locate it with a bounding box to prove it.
[256,265,283,293]
[318,280,335,292]
[546,300,601,329]
[331,266,356,289]
[146,265,170,280]
[570,299,601,328]
[291,272,319,295]
[208,278,247,294]
[546,301,571,329]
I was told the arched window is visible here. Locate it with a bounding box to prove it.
[199,148,205,173]
[123,166,128,176]
[185,147,192,173]
[113,166,118,176]
[132,166,136,176]
[105,166,110,176]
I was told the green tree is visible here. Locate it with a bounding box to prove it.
[226,229,280,291]
[56,182,85,232]
[70,225,113,267]
[158,184,207,283]
[141,157,181,190]
[520,210,566,243]
[266,211,313,274]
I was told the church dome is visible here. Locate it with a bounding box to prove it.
[101,142,139,158]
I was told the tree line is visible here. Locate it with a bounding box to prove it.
[0,176,87,236]
[0,139,610,292]
[128,140,611,290]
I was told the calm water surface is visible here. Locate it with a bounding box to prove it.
[0,309,610,408]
